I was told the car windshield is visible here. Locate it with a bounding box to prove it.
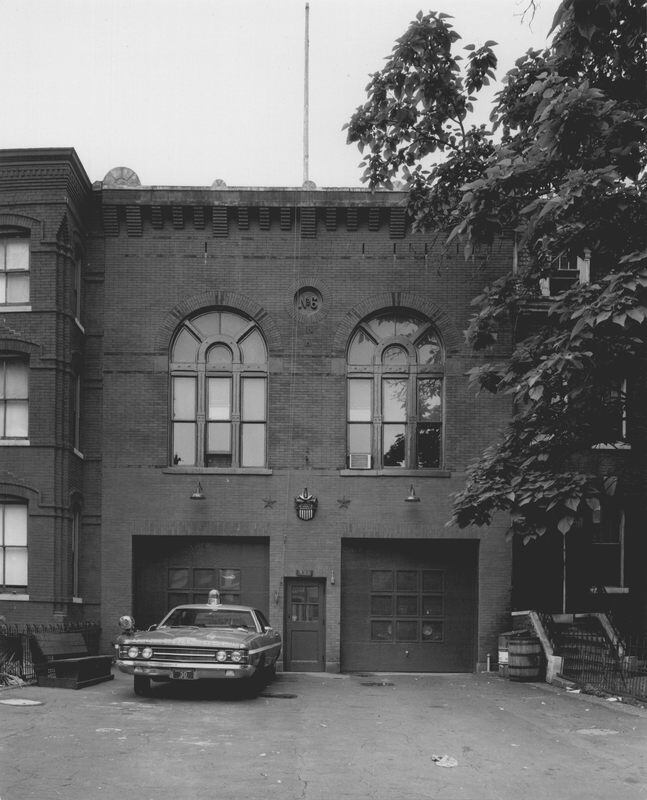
[161,608,256,630]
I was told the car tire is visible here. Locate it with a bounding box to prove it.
[134,675,151,696]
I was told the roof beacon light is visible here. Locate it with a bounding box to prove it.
[208,589,221,606]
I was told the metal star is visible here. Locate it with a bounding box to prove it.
[337,496,351,509]
[262,497,277,509]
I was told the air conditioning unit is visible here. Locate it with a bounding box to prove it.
[349,453,372,469]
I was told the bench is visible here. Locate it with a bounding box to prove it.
[31,632,114,689]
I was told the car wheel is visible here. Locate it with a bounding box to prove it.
[134,675,151,696]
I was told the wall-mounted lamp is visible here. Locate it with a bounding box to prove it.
[190,481,205,500]
[405,484,420,503]
[330,569,335,585]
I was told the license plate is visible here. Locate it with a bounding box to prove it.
[171,669,195,680]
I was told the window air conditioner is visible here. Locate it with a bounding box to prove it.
[349,453,372,469]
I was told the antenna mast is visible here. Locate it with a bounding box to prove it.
[303,2,310,185]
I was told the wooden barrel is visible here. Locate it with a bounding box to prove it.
[508,635,542,681]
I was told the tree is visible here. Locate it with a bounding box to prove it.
[346,1,647,542]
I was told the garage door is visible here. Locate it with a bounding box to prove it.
[341,539,478,672]
[133,536,269,629]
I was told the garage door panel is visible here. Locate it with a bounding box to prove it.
[133,536,269,629]
[341,539,478,673]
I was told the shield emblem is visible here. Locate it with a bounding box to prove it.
[295,488,318,521]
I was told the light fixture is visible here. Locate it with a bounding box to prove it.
[405,484,420,503]
[190,481,205,500]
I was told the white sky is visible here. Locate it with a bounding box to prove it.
[2,0,557,187]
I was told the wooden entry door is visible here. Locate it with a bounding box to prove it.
[284,578,325,671]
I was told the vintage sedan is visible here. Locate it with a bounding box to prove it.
[115,590,281,696]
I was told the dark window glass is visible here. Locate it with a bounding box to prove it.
[371,571,393,592]
[371,621,393,641]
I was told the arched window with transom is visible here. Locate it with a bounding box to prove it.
[170,310,267,468]
[346,309,444,470]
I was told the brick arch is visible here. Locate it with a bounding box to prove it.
[332,292,463,357]
[0,335,40,359]
[155,291,282,355]
[0,213,44,239]
[0,479,40,506]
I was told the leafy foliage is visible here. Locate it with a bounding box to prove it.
[348,1,647,540]
[345,11,497,228]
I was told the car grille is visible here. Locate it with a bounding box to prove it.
[149,646,219,663]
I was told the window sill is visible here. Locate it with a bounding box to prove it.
[591,443,631,450]
[0,593,29,601]
[163,467,272,475]
[0,439,30,446]
[0,305,31,313]
[339,468,451,478]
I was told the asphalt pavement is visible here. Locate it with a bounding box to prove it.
[0,668,646,800]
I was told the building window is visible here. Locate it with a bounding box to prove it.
[71,371,82,452]
[369,569,445,642]
[72,253,83,323]
[170,310,267,468]
[72,507,81,598]
[167,565,241,608]
[0,233,29,306]
[0,502,28,589]
[0,357,28,440]
[346,309,444,469]
[591,378,629,448]
[539,249,590,297]
[590,498,625,590]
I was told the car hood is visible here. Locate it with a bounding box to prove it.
[117,626,260,647]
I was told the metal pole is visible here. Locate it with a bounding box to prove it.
[303,3,310,185]
[562,532,567,614]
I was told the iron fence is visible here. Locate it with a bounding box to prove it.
[0,622,102,685]
[561,630,647,701]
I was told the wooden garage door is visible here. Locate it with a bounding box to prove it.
[133,536,269,630]
[341,539,478,673]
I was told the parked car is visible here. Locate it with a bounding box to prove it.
[115,590,281,696]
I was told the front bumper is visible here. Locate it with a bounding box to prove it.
[116,659,256,680]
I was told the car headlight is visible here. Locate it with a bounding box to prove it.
[230,650,243,663]
[127,646,139,659]
[141,646,153,659]
[216,650,227,662]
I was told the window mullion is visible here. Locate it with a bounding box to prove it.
[232,373,241,467]
[374,374,383,467]
[406,374,416,469]
[196,368,206,466]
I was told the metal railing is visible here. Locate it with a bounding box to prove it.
[560,630,647,701]
[0,622,102,685]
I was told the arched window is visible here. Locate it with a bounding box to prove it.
[346,309,444,469]
[170,310,268,468]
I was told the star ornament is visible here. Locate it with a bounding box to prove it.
[262,497,277,509]
[337,496,351,509]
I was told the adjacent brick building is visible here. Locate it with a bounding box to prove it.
[0,147,521,671]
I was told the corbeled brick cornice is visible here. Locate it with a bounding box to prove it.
[97,202,410,238]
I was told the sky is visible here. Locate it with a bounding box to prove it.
[2,0,558,188]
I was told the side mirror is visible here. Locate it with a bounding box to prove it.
[263,625,273,633]
[119,615,135,633]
